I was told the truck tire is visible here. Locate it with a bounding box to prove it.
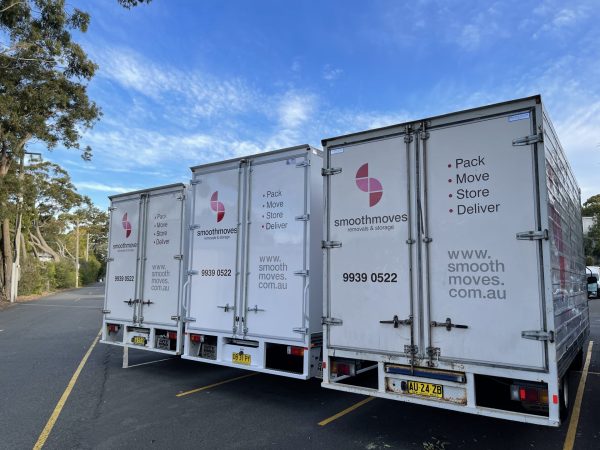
[559,374,570,421]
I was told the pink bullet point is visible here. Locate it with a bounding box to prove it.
[448,164,452,168]
[448,179,452,183]
[449,209,453,213]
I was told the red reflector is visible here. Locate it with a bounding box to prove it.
[108,324,119,333]
[168,332,177,340]
[553,394,558,404]
[190,334,201,343]
[322,362,326,369]
[519,388,526,401]
[287,346,305,356]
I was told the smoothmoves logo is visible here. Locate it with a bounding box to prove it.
[356,163,382,207]
[210,191,225,222]
[122,213,132,238]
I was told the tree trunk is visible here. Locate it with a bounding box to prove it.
[33,225,61,261]
[2,218,13,301]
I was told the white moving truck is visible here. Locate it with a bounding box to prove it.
[101,184,187,356]
[182,145,323,379]
[321,96,589,426]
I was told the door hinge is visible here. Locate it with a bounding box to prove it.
[190,179,201,186]
[189,224,200,230]
[380,315,412,328]
[108,206,116,212]
[188,270,198,276]
[217,303,234,312]
[404,134,413,144]
[322,316,343,326]
[184,317,196,323]
[102,309,111,314]
[296,160,310,167]
[295,214,310,221]
[513,133,543,146]
[141,300,154,306]
[516,229,549,241]
[522,330,554,343]
[107,257,114,262]
[293,327,309,334]
[123,299,138,306]
[322,167,342,176]
[419,131,430,140]
[322,240,342,249]
[247,305,265,313]
[174,254,183,260]
[170,315,180,321]
[431,317,468,331]
[176,194,185,201]
[294,269,309,276]
[404,344,418,355]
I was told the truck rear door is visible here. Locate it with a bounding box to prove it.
[242,154,308,340]
[188,165,243,334]
[137,187,185,326]
[326,136,415,353]
[105,196,141,322]
[423,111,546,369]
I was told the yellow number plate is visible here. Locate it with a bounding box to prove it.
[132,336,147,346]
[232,352,251,365]
[407,381,443,398]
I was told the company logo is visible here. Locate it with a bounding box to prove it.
[122,213,132,238]
[355,163,383,207]
[210,191,225,222]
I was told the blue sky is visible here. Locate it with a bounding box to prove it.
[38,0,600,209]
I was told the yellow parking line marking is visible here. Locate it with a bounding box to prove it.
[33,330,101,450]
[563,341,594,450]
[176,373,258,397]
[125,357,175,369]
[318,396,375,426]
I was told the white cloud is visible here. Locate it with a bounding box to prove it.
[93,47,256,120]
[323,65,343,81]
[278,92,316,129]
[75,182,140,194]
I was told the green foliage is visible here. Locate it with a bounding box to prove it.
[54,259,76,289]
[79,257,101,285]
[18,259,46,295]
[118,0,152,8]
[0,0,101,170]
[583,195,600,264]
[582,194,600,217]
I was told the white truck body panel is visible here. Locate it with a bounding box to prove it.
[101,184,187,355]
[321,96,589,426]
[183,146,323,379]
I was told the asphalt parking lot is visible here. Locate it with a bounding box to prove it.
[1,284,598,450]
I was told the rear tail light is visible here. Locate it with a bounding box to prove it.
[190,334,203,343]
[107,324,120,333]
[287,346,305,356]
[168,332,177,340]
[511,384,548,404]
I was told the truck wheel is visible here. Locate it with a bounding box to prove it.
[559,374,569,420]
